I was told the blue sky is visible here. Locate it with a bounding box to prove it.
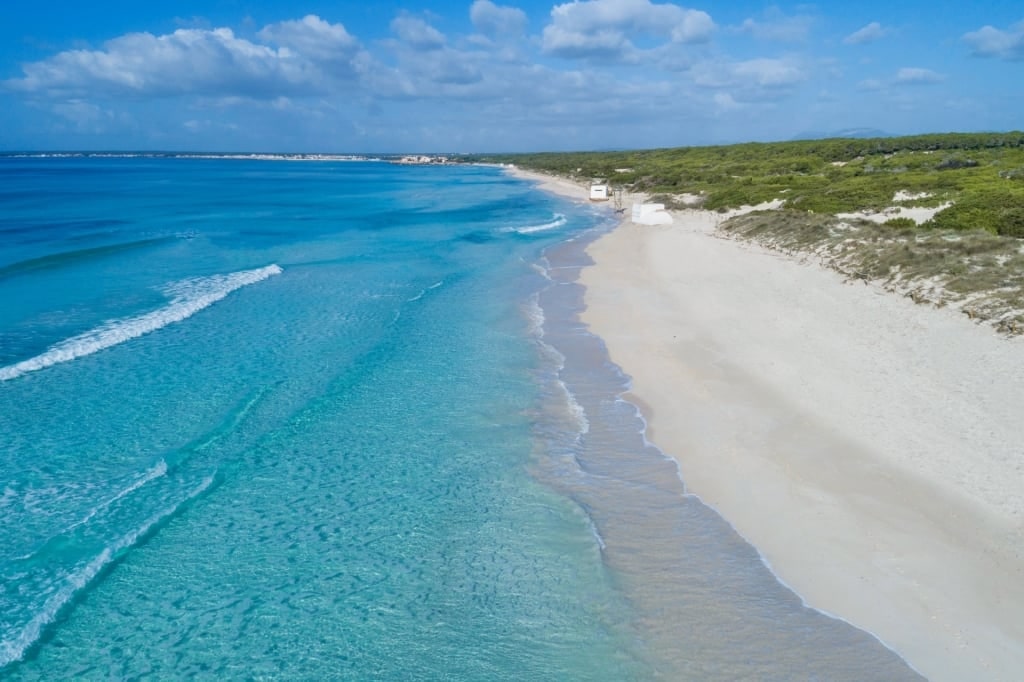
[0,1,1021,152]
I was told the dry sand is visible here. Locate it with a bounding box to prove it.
[503,166,592,201]
[509,166,1024,681]
[837,202,953,225]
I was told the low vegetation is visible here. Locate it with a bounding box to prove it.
[469,132,1024,334]
[471,132,1024,237]
[722,211,1024,334]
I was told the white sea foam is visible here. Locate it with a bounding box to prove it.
[583,511,607,551]
[0,474,215,667]
[406,280,444,302]
[0,487,15,512]
[536,336,566,372]
[63,460,168,536]
[524,294,546,338]
[530,260,552,281]
[505,213,567,234]
[556,379,590,439]
[0,265,282,381]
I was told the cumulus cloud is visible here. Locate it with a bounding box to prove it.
[53,99,107,126]
[738,8,813,42]
[541,0,715,59]
[5,14,388,108]
[258,15,359,61]
[5,20,362,98]
[471,0,528,36]
[694,57,804,89]
[406,50,485,87]
[713,92,742,111]
[894,67,944,84]
[390,14,446,51]
[843,21,888,45]
[963,21,1024,61]
[733,58,804,87]
[364,47,619,106]
[1,8,826,150]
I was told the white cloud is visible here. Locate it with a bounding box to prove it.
[6,24,347,98]
[738,8,813,42]
[733,57,804,87]
[47,98,136,134]
[541,25,632,59]
[963,22,1024,61]
[541,0,714,59]
[0,9,865,150]
[390,14,446,51]
[894,67,944,84]
[413,50,485,86]
[258,15,359,62]
[53,99,106,125]
[713,92,742,111]
[843,21,888,45]
[471,0,528,36]
[856,67,943,91]
[691,56,805,102]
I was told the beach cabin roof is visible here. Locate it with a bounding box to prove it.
[631,202,673,225]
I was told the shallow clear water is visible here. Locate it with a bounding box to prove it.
[0,157,919,679]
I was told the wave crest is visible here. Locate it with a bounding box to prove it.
[504,213,568,234]
[0,265,282,382]
[0,474,216,668]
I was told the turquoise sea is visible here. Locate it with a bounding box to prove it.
[0,156,920,679]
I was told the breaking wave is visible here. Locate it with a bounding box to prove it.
[0,265,282,382]
[505,213,567,234]
[0,474,216,668]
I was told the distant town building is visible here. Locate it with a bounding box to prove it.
[393,155,450,165]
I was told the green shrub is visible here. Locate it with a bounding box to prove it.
[884,217,917,229]
[929,205,1000,233]
[937,157,979,170]
[998,207,1024,237]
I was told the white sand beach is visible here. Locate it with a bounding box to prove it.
[505,166,592,202]
[509,166,1024,681]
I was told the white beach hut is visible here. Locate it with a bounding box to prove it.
[631,202,673,225]
[589,182,610,201]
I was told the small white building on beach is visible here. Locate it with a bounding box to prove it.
[631,202,673,225]
[589,182,610,201]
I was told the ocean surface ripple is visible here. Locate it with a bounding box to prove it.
[0,157,919,679]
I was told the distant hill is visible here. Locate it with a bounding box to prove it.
[791,128,891,141]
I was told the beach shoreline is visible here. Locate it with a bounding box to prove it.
[509,165,1024,681]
